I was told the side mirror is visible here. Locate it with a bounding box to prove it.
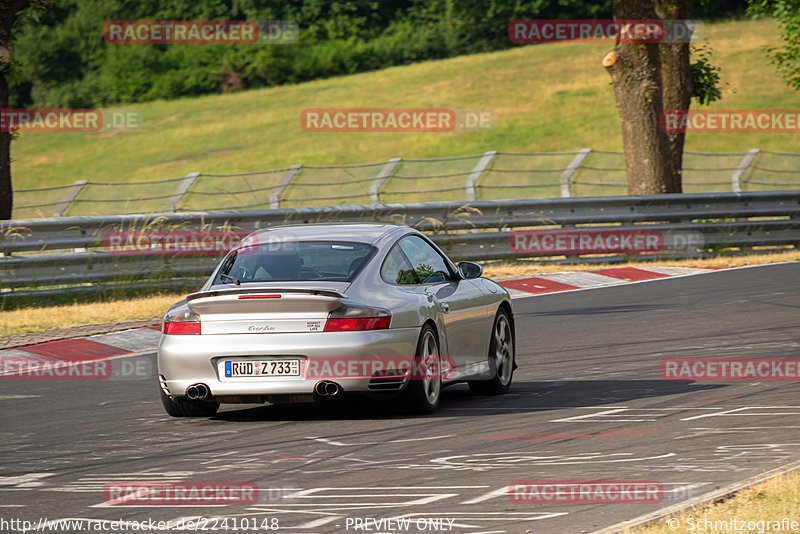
[457,261,483,280]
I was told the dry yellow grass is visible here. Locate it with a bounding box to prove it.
[481,250,800,278]
[0,293,184,336]
[1,252,796,337]
[631,469,800,533]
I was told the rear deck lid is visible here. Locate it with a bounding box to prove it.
[187,283,349,334]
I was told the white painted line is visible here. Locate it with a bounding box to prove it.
[643,266,713,276]
[289,486,487,490]
[430,451,677,467]
[675,426,800,439]
[536,271,627,287]
[305,435,453,447]
[0,473,54,487]
[460,485,509,504]
[289,493,458,499]
[682,406,800,421]
[388,511,569,524]
[549,408,629,422]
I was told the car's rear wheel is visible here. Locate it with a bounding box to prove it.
[399,324,441,414]
[160,388,220,417]
[469,308,514,396]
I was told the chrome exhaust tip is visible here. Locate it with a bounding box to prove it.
[314,381,341,397]
[186,383,210,400]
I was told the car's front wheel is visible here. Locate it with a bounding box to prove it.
[469,308,515,396]
[160,388,220,417]
[399,324,441,414]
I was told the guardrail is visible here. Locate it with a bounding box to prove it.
[12,149,800,220]
[1,190,799,300]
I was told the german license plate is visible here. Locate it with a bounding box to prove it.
[223,360,300,378]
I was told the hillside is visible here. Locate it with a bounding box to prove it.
[11,18,800,217]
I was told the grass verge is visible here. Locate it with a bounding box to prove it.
[0,293,183,337]
[482,250,800,277]
[630,469,800,533]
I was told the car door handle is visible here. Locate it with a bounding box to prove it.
[441,303,450,313]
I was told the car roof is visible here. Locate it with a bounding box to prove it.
[249,223,410,245]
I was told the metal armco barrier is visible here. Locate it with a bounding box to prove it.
[1,191,798,299]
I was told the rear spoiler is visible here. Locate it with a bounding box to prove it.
[186,287,346,302]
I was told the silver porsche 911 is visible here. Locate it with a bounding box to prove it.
[157,223,515,416]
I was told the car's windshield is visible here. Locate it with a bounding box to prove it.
[214,240,375,284]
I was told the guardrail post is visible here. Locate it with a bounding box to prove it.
[270,164,303,209]
[559,148,592,198]
[369,157,401,204]
[731,149,760,193]
[465,151,497,201]
[52,180,88,217]
[165,172,200,212]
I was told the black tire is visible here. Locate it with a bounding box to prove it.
[160,387,220,417]
[398,324,441,414]
[469,308,515,396]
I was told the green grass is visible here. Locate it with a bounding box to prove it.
[631,468,800,534]
[11,18,800,219]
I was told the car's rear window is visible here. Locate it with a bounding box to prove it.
[215,241,375,284]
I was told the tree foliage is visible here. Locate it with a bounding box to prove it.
[7,0,750,108]
[748,0,800,90]
[7,0,626,107]
[690,44,722,105]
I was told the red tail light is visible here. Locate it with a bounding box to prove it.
[323,306,391,332]
[163,321,201,335]
[162,307,201,335]
[324,316,391,332]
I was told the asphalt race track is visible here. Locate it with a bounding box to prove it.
[2,263,799,534]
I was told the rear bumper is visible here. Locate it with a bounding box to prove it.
[157,327,420,400]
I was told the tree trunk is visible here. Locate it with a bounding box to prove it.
[0,0,33,220]
[658,0,693,193]
[605,0,681,195]
[0,69,10,220]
